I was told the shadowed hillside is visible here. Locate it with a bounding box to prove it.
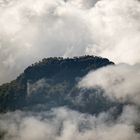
[0,55,121,114]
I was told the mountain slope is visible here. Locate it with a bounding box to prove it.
[0,55,120,114]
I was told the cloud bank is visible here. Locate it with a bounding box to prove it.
[78,63,140,139]
[79,64,140,105]
[0,107,140,140]
[0,0,140,84]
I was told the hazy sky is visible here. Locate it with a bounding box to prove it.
[0,0,140,84]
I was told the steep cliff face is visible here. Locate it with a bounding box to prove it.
[0,56,119,113]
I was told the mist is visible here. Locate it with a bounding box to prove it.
[0,0,140,139]
[0,106,140,140]
[79,64,140,105]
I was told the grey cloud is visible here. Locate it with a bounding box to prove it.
[0,107,139,140]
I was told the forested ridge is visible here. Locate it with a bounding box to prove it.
[0,55,118,113]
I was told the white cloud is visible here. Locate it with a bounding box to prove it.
[0,1,140,139]
[0,107,139,140]
[0,0,93,84]
[86,0,140,64]
[0,0,140,84]
[79,64,140,105]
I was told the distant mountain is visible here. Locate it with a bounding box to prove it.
[0,55,121,114]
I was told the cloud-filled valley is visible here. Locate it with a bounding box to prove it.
[0,106,140,140]
[0,0,140,140]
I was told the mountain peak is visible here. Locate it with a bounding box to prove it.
[19,55,114,82]
[0,55,116,113]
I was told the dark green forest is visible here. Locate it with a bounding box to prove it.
[0,55,121,114]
